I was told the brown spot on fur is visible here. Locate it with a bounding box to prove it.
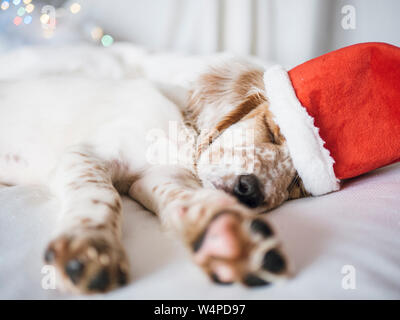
[94,164,105,171]
[68,181,81,190]
[85,179,104,184]
[166,189,184,201]
[97,184,115,192]
[79,172,96,179]
[197,94,266,158]
[214,94,266,137]
[92,198,121,213]
[72,151,89,158]
[234,69,264,97]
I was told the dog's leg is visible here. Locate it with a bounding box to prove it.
[44,145,129,294]
[130,165,290,286]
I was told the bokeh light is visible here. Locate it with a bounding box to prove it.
[23,15,32,24]
[13,16,22,26]
[101,34,114,47]
[1,1,10,11]
[17,6,25,16]
[40,13,50,24]
[43,29,54,39]
[70,2,81,14]
[13,0,21,6]
[25,3,34,13]
[91,27,103,41]
[23,0,31,4]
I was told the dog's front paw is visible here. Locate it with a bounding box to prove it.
[44,228,130,294]
[192,210,289,287]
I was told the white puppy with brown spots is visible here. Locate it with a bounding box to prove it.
[0,59,304,293]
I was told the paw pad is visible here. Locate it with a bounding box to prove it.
[44,230,130,294]
[192,212,289,287]
[262,249,286,273]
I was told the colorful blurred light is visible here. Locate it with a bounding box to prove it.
[1,1,10,11]
[25,3,33,13]
[17,6,25,16]
[70,2,81,14]
[40,13,49,24]
[23,15,32,24]
[23,0,31,4]
[13,0,20,5]
[13,16,22,26]
[91,27,103,41]
[101,34,114,47]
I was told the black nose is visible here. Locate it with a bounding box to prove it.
[233,174,264,208]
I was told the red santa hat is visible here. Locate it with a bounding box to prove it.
[263,42,400,196]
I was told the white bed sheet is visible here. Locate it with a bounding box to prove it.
[0,45,399,299]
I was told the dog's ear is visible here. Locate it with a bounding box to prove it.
[214,93,265,134]
[197,94,265,157]
[287,174,309,199]
[263,106,285,145]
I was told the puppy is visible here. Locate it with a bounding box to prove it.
[0,60,303,293]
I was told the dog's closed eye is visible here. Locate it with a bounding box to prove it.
[263,108,284,145]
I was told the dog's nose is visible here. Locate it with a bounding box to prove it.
[233,174,264,208]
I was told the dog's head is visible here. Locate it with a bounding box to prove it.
[189,60,308,211]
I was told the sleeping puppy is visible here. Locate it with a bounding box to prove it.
[190,60,309,210]
[0,59,304,294]
[186,42,400,291]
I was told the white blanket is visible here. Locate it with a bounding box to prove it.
[0,44,399,299]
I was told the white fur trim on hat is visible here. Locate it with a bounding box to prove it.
[263,65,340,196]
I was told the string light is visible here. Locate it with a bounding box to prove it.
[1,1,10,11]
[70,2,80,14]
[6,0,108,45]
[13,16,22,25]
[25,3,34,13]
[101,34,114,47]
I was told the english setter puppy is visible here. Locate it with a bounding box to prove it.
[0,59,306,293]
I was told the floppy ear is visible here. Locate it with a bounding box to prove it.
[263,106,285,145]
[197,93,265,158]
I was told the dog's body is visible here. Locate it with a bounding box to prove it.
[0,61,305,293]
